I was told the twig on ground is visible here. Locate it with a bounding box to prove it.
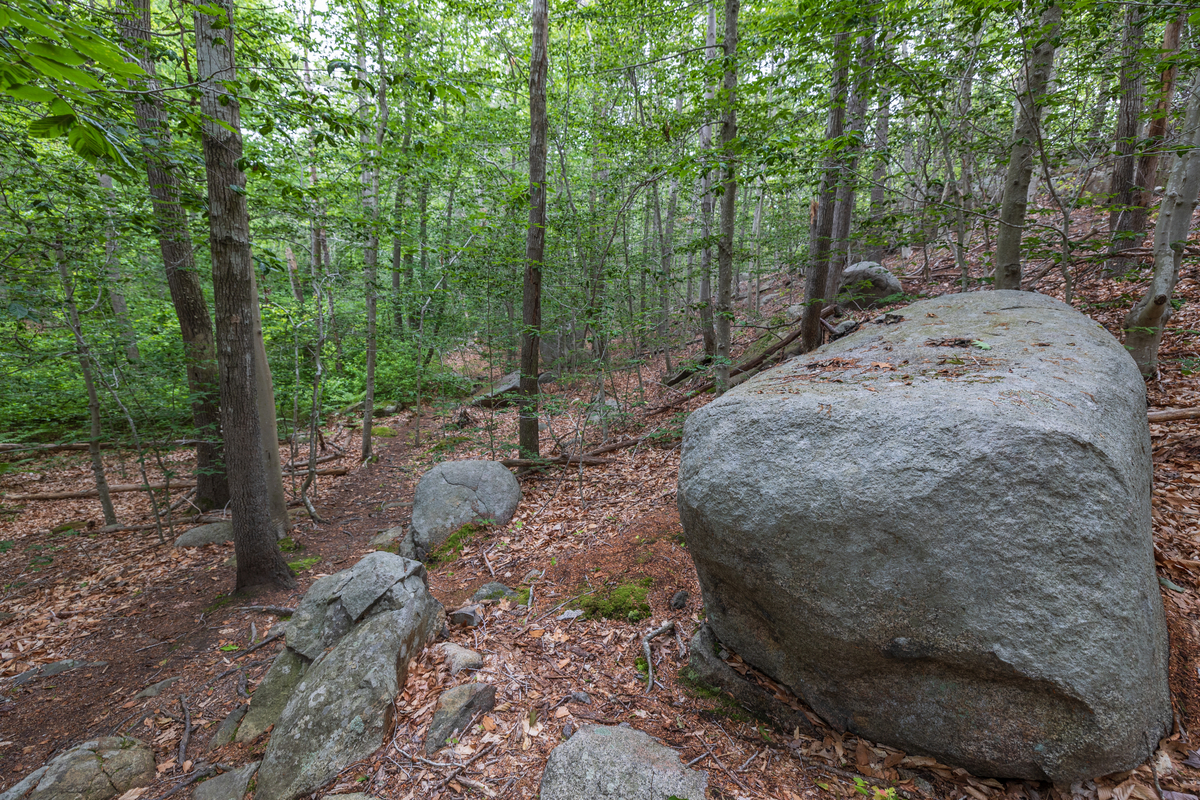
[642,620,675,693]
[155,764,217,800]
[431,742,495,795]
[700,739,750,792]
[177,697,193,764]
[231,631,283,660]
[238,606,296,615]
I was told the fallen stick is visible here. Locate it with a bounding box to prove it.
[7,467,348,501]
[155,764,219,800]
[700,740,751,792]
[1148,408,1200,423]
[238,606,296,616]
[499,454,615,469]
[430,742,495,795]
[178,697,193,764]
[642,620,675,693]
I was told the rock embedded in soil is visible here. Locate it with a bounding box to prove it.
[192,762,258,800]
[0,737,154,800]
[538,725,707,800]
[424,682,496,755]
[255,603,438,800]
[669,590,689,610]
[173,521,233,548]
[235,648,308,744]
[133,676,179,699]
[11,660,104,687]
[440,643,483,676]
[410,460,521,560]
[678,290,1172,783]
[471,582,517,602]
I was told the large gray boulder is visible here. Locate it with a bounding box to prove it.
[0,738,154,800]
[678,290,1170,784]
[538,725,707,800]
[837,261,903,307]
[410,461,520,560]
[254,604,439,800]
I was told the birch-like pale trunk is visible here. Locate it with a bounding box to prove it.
[1123,74,1200,377]
[714,0,739,393]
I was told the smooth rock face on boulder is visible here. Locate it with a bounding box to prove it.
[837,261,903,307]
[173,521,233,547]
[678,290,1170,784]
[538,725,707,800]
[0,738,154,800]
[410,461,520,560]
[470,371,521,408]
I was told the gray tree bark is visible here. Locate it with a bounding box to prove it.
[118,0,228,511]
[1123,74,1200,378]
[697,2,717,357]
[1106,3,1145,271]
[714,0,739,393]
[993,4,1061,290]
[1130,14,1185,237]
[800,31,850,352]
[519,0,548,459]
[195,0,294,590]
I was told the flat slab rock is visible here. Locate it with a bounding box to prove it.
[538,725,707,800]
[678,290,1171,783]
[193,762,258,800]
[0,737,154,800]
[425,682,496,755]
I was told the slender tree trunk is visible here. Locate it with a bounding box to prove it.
[993,4,1061,290]
[55,243,117,526]
[195,0,294,590]
[824,25,875,301]
[865,82,891,264]
[1130,14,1185,236]
[357,7,386,462]
[698,2,718,356]
[800,31,850,352]
[714,0,738,393]
[98,173,140,362]
[1124,74,1200,377]
[118,0,227,511]
[1106,3,1145,271]
[519,0,547,459]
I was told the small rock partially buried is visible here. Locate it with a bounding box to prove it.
[440,643,483,676]
[192,762,258,800]
[173,521,233,548]
[425,683,496,755]
[538,725,707,800]
[134,676,180,699]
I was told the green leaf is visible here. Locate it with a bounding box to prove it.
[5,83,56,103]
[219,644,240,651]
[28,113,76,138]
[26,41,88,66]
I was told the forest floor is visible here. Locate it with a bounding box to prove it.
[2,210,1200,800]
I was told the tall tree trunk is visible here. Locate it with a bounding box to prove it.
[118,0,228,511]
[1130,14,1185,237]
[714,0,738,393]
[824,25,875,301]
[800,31,850,352]
[519,0,547,459]
[195,0,294,590]
[55,243,117,526]
[1124,74,1200,377]
[865,80,891,264]
[357,6,386,462]
[698,2,718,356]
[1106,3,1145,271]
[993,3,1061,290]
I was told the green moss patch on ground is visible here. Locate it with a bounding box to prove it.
[426,522,484,566]
[573,577,652,622]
